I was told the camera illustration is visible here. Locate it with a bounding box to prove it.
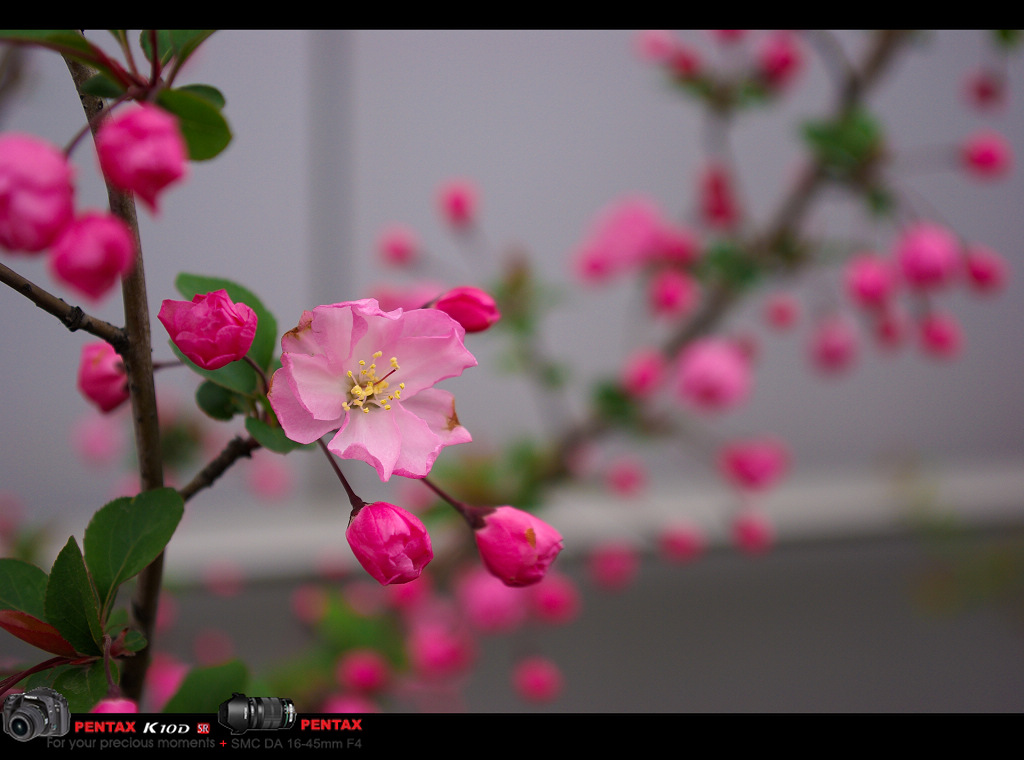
[3,687,71,742]
[218,692,296,735]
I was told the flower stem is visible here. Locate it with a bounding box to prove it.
[421,476,492,529]
[316,439,366,512]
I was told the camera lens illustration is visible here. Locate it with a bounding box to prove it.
[2,687,71,742]
[218,692,296,735]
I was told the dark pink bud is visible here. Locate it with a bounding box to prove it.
[474,506,563,587]
[620,347,667,397]
[668,44,701,79]
[963,69,1005,111]
[91,698,138,713]
[733,509,774,555]
[964,244,1009,293]
[961,130,1013,179]
[77,342,129,413]
[809,315,859,374]
[346,502,433,586]
[158,289,257,370]
[763,292,800,331]
[757,31,803,89]
[50,212,135,302]
[894,223,960,291]
[434,286,501,332]
[675,338,752,412]
[377,224,418,267]
[437,178,478,228]
[0,133,75,253]
[527,571,582,625]
[719,436,789,491]
[95,104,188,213]
[699,163,741,230]
[919,312,963,359]
[588,542,639,591]
[648,268,699,319]
[512,656,564,703]
[455,565,528,633]
[844,253,897,310]
[658,522,706,564]
[335,649,391,693]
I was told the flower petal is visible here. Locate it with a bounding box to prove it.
[328,406,402,481]
[268,367,342,444]
[283,352,347,421]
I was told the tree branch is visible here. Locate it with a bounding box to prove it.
[179,435,261,504]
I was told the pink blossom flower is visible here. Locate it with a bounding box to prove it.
[455,565,529,633]
[733,509,773,555]
[158,289,257,370]
[572,195,680,283]
[668,44,702,80]
[78,342,129,413]
[757,31,803,89]
[95,103,188,213]
[719,436,789,491]
[648,268,699,319]
[336,649,391,693]
[658,522,705,563]
[844,253,897,310]
[620,347,667,397]
[527,571,582,625]
[268,299,476,480]
[512,656,564,703]
[474,506,564,587]
[675,338,752,413]
[961,130,1013,179]
[434,286,501,333]
[647,221,701,266]
[347,501,433,585]
[437,178,478,228]
[699,162,741,230]
[919,312,963,359]
[964,244,1009,293]
[963,69,1005,111]
[606,457,648,497]
[588,542,639,591]
[49,212,135,301]
[0,133,75,253]
[377,224,419,267]
[809,315,859,374]
[894,223,960,290]
[91,698,138,713]
[634,30,676,63]
[407,620,476,681]
[763,292,800,331]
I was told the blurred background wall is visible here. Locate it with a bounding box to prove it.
[1,30,1022,711]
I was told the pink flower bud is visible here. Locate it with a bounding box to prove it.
[733,509,773,555]
[964,244,1009,293]
[437,178,478,228]
[474,506,564,587]
[527,571,582,625]
[347,502,433,585]
[407,620,476,680]
[588,542,639,591]
[606,457,648,497]
[91,698,138,713]
[78,342,129,413]
[434,286,501,332]
[963,69,1005,111]
[634,30,676,63]
[675,338,752,413]
[49,212,135,301]
[844,253,897,310]
[456,565,528,633]
[620,347,667,397]
[757,31,803,89]
[96,103,188,213]
[336,649,391,693]
[377,224,419,267]
[961,130,1013,179]
[763,292,800,331]
[809,314,859,374]
[648,268,699,319]
[894,223,960,290]
[158,289,257,370]
[658,522,705,564]
[718,436,789,491]
[512,656,564,703]
[0,133,75,253]
[699,162,741,230]
[648,222,701,266]
[668,43,702,80]
[919,311,963,359]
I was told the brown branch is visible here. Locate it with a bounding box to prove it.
[178,435,261,504]
[0,261,128,350]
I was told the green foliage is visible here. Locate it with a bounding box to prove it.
[196,380,247,420]
[163,660,248,713]
[45,538,103,656]
[139,30,214,71]
[992,29,1022,49]
[802,108,884,179]
[24,660,115,713]
[695,241,762,290]
[245,417,313,453]
[157,87,232,161]
[592,380,641,430]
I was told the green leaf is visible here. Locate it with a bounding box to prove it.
[244,417,313,454]
[592,380,641,429]
[139,29,175,66]
[163,660,248,713]
[177,83,226,110]
[79,72,125,99]
[992,29,1022,49]
[45,538,103,656]
[695,241,762,290]
[802,108,883,178]
[174,273,277,372]
[156,87,232,161]
[196,380,246,420]
[25,660,114,713]
[83,489,184,619]
[167,31,216,73]
[0,30,129,85]
[171,341,260,395]
[0,558,49,620]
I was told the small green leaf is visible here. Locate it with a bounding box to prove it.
[245,417,313,454]
[196,380,246,421]
[177,83,226,110]
[695,241,762,290]
[0,558,49,620]
[83,489,184,619]
[171,341,260,395]
[0,30,128,85]
[163,660,248,713]
[139,29,175,66]
[25,660,114,713]
[592,380,641,429]
[45,538,103,656]
[79,72,125,99]
[156,87,232,161]
[174,273,277,372]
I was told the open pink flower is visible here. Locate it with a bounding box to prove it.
[96,103,188,213]
[159,290,257,370]
[347,501,433,585]
[0,133,75,253]
[571,195,664,283]
[474,506,564,587]
[268,299,476,480]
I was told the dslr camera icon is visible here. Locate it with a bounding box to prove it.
[3,687,70,742]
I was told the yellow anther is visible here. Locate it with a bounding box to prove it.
[399,382,405,389]
[358,359,365,366]
[390,357,399,369]
[361,407,369,414]
[373,351,383,359]
[384,404,391,410]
